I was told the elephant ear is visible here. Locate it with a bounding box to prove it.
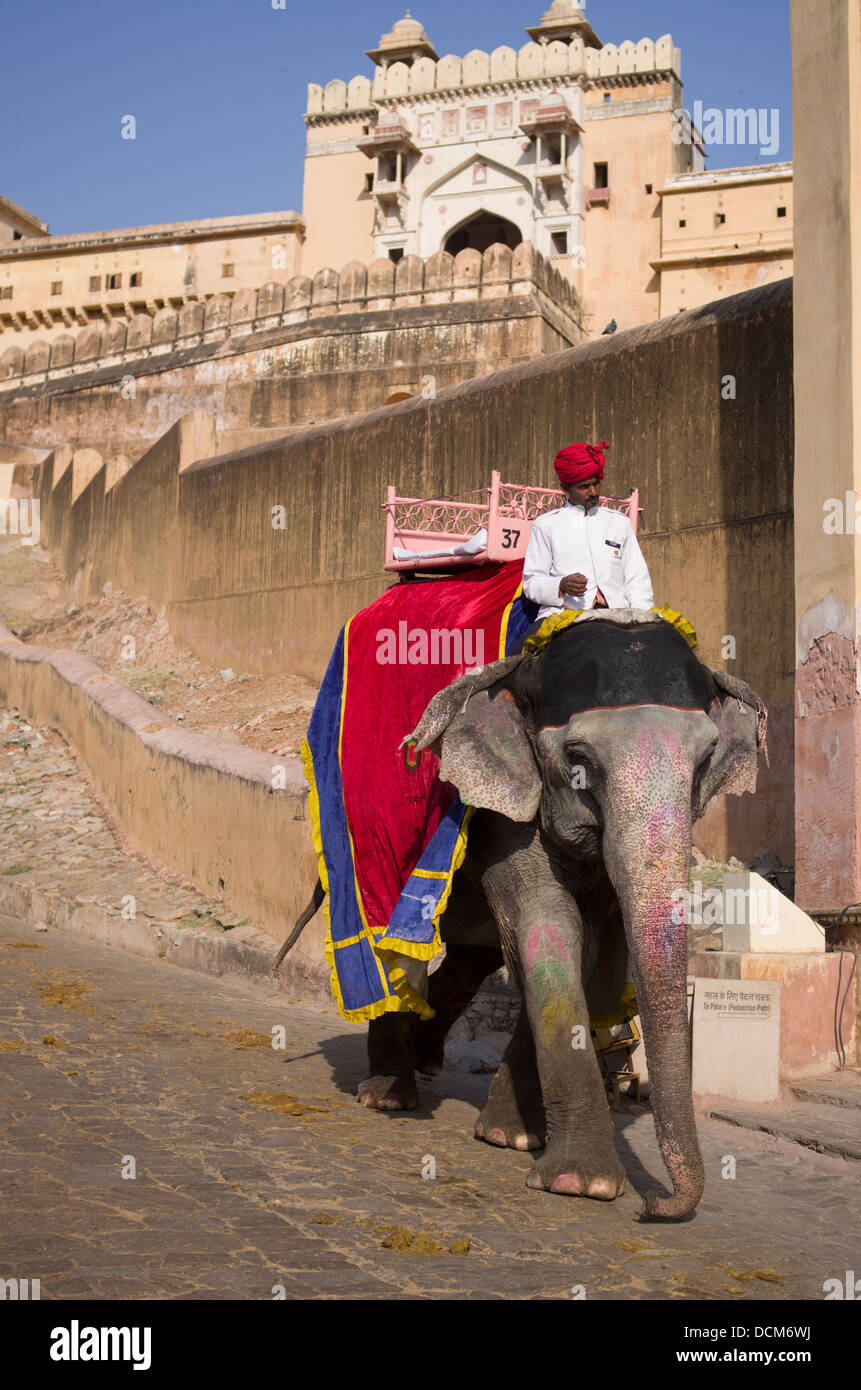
[402,655,541,821]
[695,669,768,819]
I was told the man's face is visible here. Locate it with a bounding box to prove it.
[565,474,602,510]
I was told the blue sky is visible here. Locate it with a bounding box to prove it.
[1,0,792,236]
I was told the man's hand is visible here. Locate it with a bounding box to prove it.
[559,572,589,598]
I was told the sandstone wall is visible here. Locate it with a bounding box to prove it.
[34,278,794,862]
[0,625,321,965]
[0,244,581,461]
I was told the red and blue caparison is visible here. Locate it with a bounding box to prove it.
[301,561,536,1022]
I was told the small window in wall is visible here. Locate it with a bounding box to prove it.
[679,219,686,227]
[715,212,726,225]
[51,281,62,295]
[442,109,460,137]
[593,162,608,188]
[645,183,653,194]
[777,205,787,217]
[550,230,568,255]
[603,92,611,104]
[544,137,562,166]
[362,123,371,135]
[222,263,234,277]
[130,271,142,287]
[89,275,101,293]
[107,273,122,289]
[0,285,12,300]
[466,105,487,134]
[364,172,374,193]
[388,247,404,263]
[495,101,513,130]
[12,231,22,240]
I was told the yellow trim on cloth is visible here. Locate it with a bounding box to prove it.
[521,604,697,653]
[302,730,422,1023]
[377,805,475,969]
[300,586,534,1021]
[497,583,523,659]
[301,618,404,1024]
[378,580,523,1010]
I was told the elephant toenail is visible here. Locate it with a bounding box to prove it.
[549,1174,584,1194]
[585,1177,621,1200]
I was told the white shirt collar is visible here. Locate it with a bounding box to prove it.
[563,499,599,516]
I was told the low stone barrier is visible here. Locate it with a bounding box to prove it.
[0,623,324,990]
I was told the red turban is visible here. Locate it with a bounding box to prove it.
[554,440,607,485]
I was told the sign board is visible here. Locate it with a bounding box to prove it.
[692,977,781,1101]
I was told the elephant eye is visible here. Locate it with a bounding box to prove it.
[565,744,597,775]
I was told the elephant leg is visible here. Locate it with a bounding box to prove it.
[473,813,626,1200]
[358,1014,418,1111]
[474,1002,545,1150]
[411,943,504,1076]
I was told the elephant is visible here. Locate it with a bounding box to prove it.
[283,608,767,1221]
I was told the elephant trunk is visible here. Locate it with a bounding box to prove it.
[602,788,704,1221]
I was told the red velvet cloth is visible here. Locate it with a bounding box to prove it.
[338,562,525,934]
[554,440,607,485]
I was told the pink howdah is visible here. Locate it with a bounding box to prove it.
[383,469,641,571]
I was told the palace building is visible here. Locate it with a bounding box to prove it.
[0,3,792,354]
[301,2,792,332]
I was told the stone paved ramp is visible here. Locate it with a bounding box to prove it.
[1,915,857,1301]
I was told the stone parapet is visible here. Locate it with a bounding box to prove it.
[0,243,580,391]
[306,35,681,115]
[0,622,320,969]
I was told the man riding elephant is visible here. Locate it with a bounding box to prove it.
[522,440,653,617]
[282,447,767,1221]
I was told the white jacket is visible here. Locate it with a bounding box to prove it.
[522,502,654,618]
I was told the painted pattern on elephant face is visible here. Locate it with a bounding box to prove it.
[604,721,696,972]
[525,922,581,1042]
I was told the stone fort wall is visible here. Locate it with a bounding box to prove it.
[0,243,581,460]
[32,277,794,863]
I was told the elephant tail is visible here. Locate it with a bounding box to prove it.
[272,878,326,973]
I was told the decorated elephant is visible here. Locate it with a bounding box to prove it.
[350,608,767,1221]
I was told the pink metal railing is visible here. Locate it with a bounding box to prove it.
[383,469,641,571]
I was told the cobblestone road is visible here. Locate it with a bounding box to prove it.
[1,914,858,1301]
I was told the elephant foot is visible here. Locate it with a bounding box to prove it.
[525,1142,627,1200]
[473,1002,545,1151]
[359,1012,418,1111]
[357,1072,418,1111]
[474,1061,545,1151]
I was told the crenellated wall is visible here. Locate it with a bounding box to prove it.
[0,243,579,389]
[307,35,682,112]
[0,243,581,460]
